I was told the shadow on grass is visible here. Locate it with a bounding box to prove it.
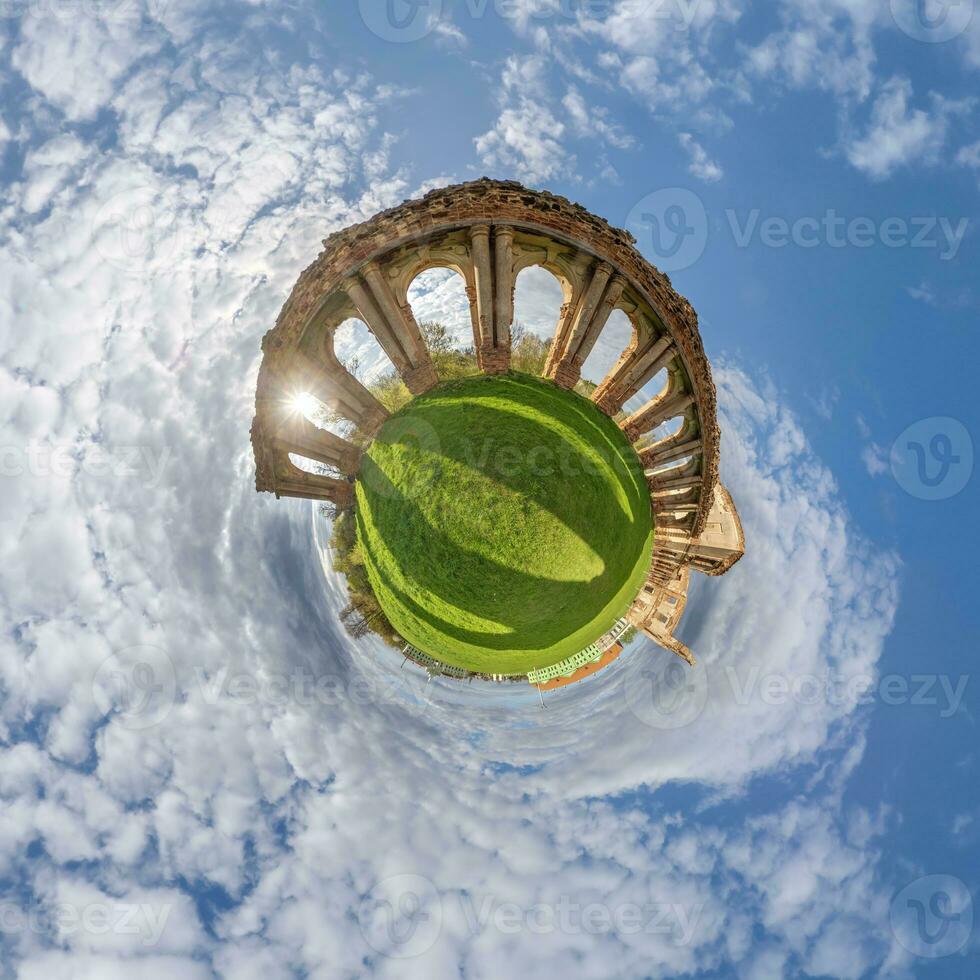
[355,374,652,655]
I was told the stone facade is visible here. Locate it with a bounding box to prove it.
[250,178,744,669]
[626,483,745,664]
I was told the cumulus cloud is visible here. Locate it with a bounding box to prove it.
[678,132,722,181]
[474,56,633,183]
[956,138,980,182]
[474,56,574,183]
[11,9,165,122]
[0,5,911,977]
[496,0,979,194]
[845,77,971,179]
[742,0,882,101]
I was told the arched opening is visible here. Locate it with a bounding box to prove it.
[622,367,668,418]
[512,265,566,376]
[287,452,342,480]
[332,316,408,414]
[406,267,479,380]
[635,412,686,455]
[288,390,351,442]
[579,308,634,392]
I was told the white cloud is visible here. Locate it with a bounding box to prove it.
[952,810,975,836]
[474,98,570,183]
[474,57,633,182]
[0,7,912,977]
[678,131,722,181]
[563,86,634,149]
[956,138,980,180]
[743,0,882,101]
[12,11,164,122]
[845,77,970,179]
[474,56,573,182]
[861,442,889,476]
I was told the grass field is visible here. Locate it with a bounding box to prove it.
[354,373,653,674]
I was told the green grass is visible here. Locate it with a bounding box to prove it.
[354,373,653,674]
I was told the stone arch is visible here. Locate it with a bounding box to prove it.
[511,264,566,343]
[338,268,438,395]
[251,178,723,536]
[333,316,398,386]
[288,451,341,479]
[578,306,634,388]
[405,266,477,372]
[588,288,672,415]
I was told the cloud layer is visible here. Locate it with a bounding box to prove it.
[0,4,916,976]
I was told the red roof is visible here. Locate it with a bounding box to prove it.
[534,642,624,691]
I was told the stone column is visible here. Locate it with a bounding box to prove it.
[273,471,355,508]
[543,301,574,378]
[493,225,515,349]
[348,266,438,394]
[546,263,621,389]
[574,273,626,366]
[565,262,612,356]
[293,353,389,438]
[273,413,362,475]
[648,471,702,492]
[345,276,410,372]
[468,224,512,374]
[592,334,674,415]
[469,224,494,356]
[622,390,695,443]
[640,435,702,469]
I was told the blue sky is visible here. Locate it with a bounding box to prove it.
[0,0,978,977]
